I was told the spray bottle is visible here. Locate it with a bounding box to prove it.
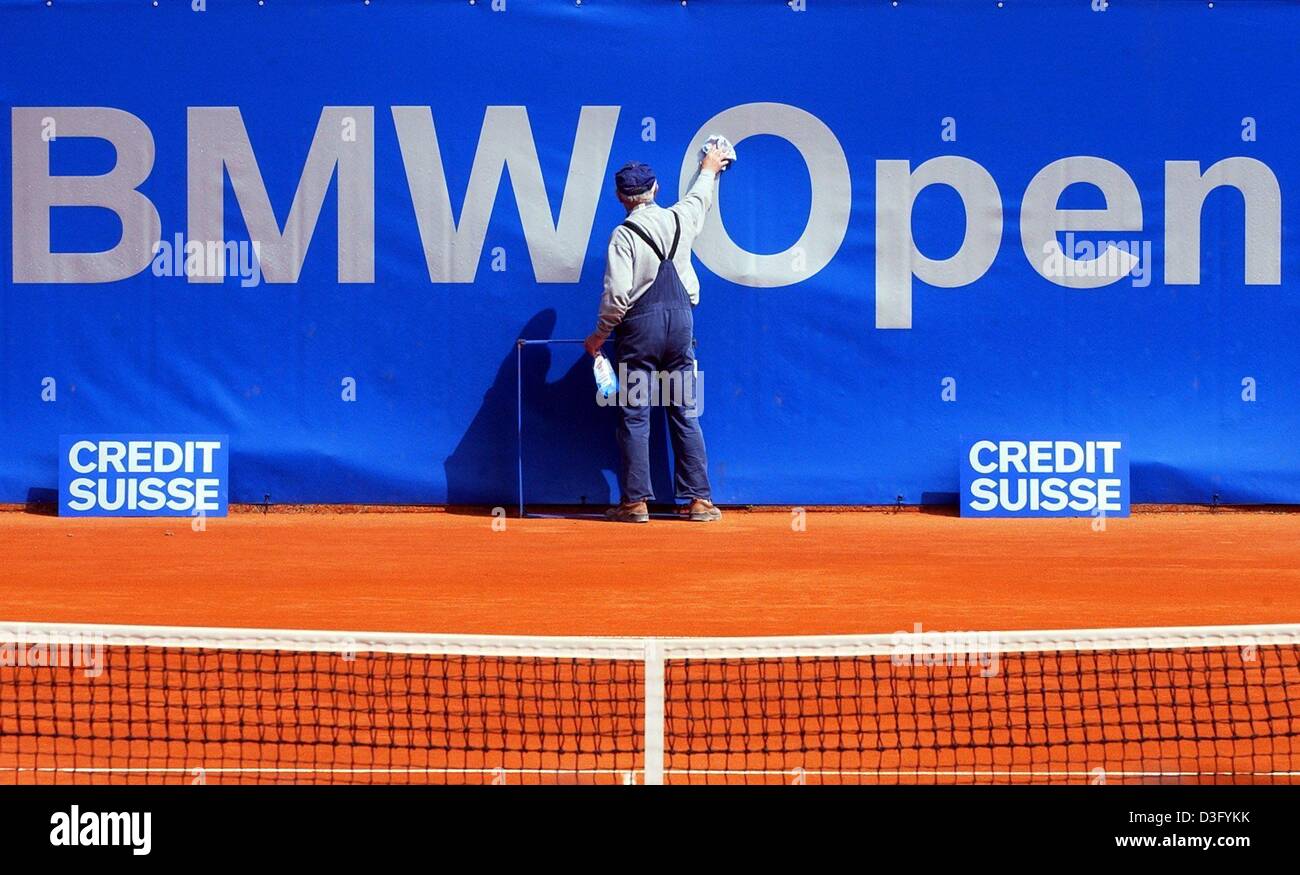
[593,352,618,399]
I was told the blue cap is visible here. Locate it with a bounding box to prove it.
[614,161,656,196]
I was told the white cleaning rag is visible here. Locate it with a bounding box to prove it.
[702,134,737,170]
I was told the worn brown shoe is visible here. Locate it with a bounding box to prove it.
[680,498,722,522]
[605,500,650,523]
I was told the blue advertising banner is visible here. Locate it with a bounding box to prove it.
[960,438,1130,518]
[58,435,229,518]
[3,1,1298,506]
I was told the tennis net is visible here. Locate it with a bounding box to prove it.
[1,621,1298,784]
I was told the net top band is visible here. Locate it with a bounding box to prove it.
[2,619,1298,660]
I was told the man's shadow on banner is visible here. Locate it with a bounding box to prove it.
[443,309,674,515]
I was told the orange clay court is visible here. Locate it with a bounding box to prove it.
[1,508,1298,784]
[2,508,1298,633]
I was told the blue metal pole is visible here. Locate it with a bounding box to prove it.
[516,340,524,519]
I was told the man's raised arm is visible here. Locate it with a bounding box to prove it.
[673,147,728,234]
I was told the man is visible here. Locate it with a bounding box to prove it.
[585,146,729,523]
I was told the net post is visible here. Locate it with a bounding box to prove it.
[643,638,665,785]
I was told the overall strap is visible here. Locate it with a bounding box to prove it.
[620,220,664,262]
[667,211,681,260]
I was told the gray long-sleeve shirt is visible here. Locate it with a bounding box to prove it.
[592,167,718,342]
